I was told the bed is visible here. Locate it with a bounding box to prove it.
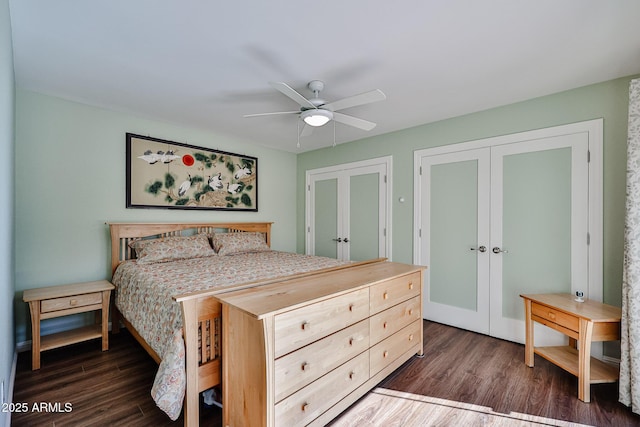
[108,222,385,425]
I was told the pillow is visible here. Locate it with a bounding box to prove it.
[211,232,270,256]
[129,234,215,264]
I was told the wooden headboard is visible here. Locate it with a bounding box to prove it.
[107,222,273,275]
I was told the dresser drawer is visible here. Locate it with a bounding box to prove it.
[41,292,103,313]
[274,288,369,358]
[531,302,579,333]
[275,351,369,427]
[370,296,421,345]
[370,272,420,314]
[370,320,421,376]
[275,319,369,402]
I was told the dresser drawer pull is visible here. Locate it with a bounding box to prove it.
[301,321,310,330]
[69,299,78,306]
[302,403,310,412]
[548,312,556,320]
[383,292,389,300]
[349,304,355,312]
[301,362,309,371]
[383,321,388,329]
[349,371,355,380]
[408,309,414,316]
[349,338,354,346]
[383,350,389,358]
[408,282,414,290]
[409,334,414,341]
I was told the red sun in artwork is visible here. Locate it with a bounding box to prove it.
[182,154,195,166]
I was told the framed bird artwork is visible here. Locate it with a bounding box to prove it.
[126,133,258,211]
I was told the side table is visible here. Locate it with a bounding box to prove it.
[23,280,114,370]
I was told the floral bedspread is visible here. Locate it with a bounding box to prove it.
[112,251,348,419]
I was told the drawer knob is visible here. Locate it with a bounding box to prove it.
[408,282,414,290]
[349,338,354,346]
[548,312,556,320]
[301,362,309,371]
[349,304,354,312]
[70,299,78,306]
[302,403,310,412]
[301,321,309,330]
[349,371,355,380]
[383,322,388,329]
[409,334,414,341]
[383,350,389,358]
[408,309,413,316]
[383,292,389,300]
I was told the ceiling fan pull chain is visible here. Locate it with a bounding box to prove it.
[333,120,336,147]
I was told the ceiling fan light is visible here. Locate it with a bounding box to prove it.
[301,109,333,127]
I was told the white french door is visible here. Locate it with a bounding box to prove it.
[414,120,602,345]
[306,157,391,261]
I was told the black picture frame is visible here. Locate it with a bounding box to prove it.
[126,133,258,211]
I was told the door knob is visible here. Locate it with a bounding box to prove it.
[343,238,349,243]
[332,238,342,242]
[492,247,509,254]
[470,246,487,253]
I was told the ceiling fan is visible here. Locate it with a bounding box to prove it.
[244,80,386,137]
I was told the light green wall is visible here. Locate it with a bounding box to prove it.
[1,0,15,420]
[14,89,297,343]
[298,76,637,311]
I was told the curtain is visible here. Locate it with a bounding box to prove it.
[621,78,640,414]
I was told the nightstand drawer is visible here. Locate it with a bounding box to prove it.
[531,302,579,332]
[41,292,103,313]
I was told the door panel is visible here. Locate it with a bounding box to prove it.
[421,149,490,334]
[313,178,338,259]
[489,133,589,344]
[349,173,380,261]
[501,147,572,320]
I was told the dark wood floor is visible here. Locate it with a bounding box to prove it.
[11,321,640,426]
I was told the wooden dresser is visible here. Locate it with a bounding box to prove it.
[216,261,424,427]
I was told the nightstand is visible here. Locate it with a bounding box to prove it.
[23,280,114,370]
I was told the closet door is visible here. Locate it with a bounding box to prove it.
[306,158,391,261]
[415,121,600,345]
[489,134,589,344]
[419,149,491,334]
[312,174,339,259]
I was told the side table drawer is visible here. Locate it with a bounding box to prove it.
[41,292,103,313]
[531,302,579,332]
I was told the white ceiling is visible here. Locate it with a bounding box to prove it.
[9,1,640,153]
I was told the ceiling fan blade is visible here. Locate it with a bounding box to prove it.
[332,112,377,131]
[299,123,315,137]
[322,89,386,112]
[243,111,299,118]
[269,82,317,109]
